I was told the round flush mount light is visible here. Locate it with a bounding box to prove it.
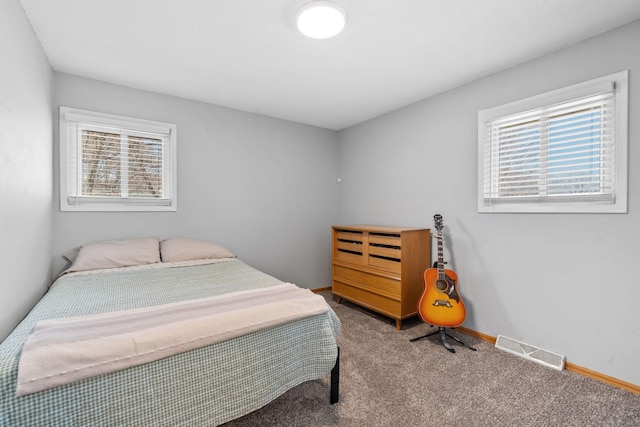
[296,1,346,39]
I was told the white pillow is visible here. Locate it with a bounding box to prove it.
[67,238,161,273]
[160,237,235,262]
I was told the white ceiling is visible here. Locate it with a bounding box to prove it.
[20,0,640,130]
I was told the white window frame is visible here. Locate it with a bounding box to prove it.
[59,107,177,212]
[478,71,628,213]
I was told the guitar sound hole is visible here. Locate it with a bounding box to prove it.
[435,279,448,292]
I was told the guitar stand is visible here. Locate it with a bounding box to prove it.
[410,327,477,353]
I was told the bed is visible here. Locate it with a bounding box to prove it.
[0,237,341,426]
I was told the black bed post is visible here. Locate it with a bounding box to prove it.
[330,346,340,404]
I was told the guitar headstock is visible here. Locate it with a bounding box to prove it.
[433,214,444,232]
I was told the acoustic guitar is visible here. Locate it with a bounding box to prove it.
[417,214,466,328]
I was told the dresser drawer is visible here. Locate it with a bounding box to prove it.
[332,281,401,317]
[334,230,364,243]
[334,245,364,264]
[333,265,400,296]
[368,255,401,273]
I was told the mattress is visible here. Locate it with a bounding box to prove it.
[0,259,341,426]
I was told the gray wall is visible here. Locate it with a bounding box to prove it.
[0,0,53,340]
[337,20,640,386]
[53,73,340,290]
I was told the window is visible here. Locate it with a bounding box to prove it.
[478,71,628,213]
[60,107,177,211]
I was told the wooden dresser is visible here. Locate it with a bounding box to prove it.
[331,225,431,330]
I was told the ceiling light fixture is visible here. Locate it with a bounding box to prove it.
[296,1,346,39]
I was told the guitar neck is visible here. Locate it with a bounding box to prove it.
[436,231,445,279]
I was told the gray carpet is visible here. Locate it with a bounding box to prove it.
[223,292,640,426]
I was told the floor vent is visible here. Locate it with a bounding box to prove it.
[495,335,565,371]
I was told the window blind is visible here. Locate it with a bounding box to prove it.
[482,88,615,206]
[66,121,173,206]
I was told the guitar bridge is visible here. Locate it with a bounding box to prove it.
[433,299,452,308]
